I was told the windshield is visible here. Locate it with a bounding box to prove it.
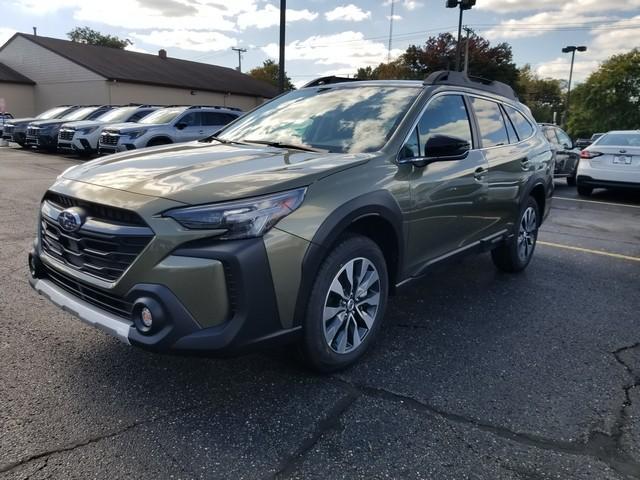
[37,106,71,120]
[97,107,139,123]
[219,85,421,153]
[595,133,640,147]
[139,107,185,124]
[62,107,99,121]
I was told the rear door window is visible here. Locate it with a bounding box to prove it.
[202,112,238,126]
[504,105,534,140]
[470,98,509,148]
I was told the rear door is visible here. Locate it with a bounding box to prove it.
[404,93,490,272]
[471,97,533,234]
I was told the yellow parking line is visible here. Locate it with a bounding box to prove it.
[538,241,640,262]
[554,197,640,209]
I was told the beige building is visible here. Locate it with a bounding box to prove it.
[0,33,277,117]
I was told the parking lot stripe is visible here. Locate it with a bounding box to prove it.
[554,197,640,209]
[538,241,640,262]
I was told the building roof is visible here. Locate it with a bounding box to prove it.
[1,33,277,98]
[0,61,35,85]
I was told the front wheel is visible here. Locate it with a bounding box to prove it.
[491,197,539,273]
[299,235,389,372]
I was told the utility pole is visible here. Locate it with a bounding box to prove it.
[561,45,587,128]
[278,0,286,93]
[231,47,247,72]
[463,26,472,73]
[387,0,395,62]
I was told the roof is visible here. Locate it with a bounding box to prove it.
[0,61,35,85]
[1,33,277,98]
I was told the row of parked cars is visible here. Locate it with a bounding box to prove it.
[1,104,243,156]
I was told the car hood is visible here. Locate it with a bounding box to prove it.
[62,141,373,205]
[103,122,161,133]
[61,120,102,129]
[29,119,68,128]
[5,117,37,127]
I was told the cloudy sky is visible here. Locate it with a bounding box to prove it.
[0,0,638,87]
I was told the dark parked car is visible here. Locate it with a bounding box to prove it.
[25,106,115,152]
[0,112,14,137]
[2,106,79,146]
[29,71,554,371]
[575,132,605,150]
[539,123,581,185]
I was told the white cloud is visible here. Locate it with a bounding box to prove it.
[237,4,318,29]
[484,12,610,40]
[382,0,423,10]
[262,31,403,68]
[535,15,640,82]
[325,5,371,22]
[478,0,640,14]
[129,30,237,52]
[387,14,403,21]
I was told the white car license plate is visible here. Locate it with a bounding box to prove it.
[613,155,632,165]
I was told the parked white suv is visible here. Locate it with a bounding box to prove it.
[98,105,242,154]
[577,130,640,196]
[58,105,159,156]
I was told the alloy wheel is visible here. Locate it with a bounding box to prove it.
[517,206,537,262]
[322,257,381,354]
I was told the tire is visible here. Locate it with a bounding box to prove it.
[567,175,576,186]
[299,234,389,373]
[577,185,593,196]
[146,138,171,148]
[491,196,539,273]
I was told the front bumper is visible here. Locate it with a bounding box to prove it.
[29,235,302,355]
[58,136,96,154]
[26,133,57,149]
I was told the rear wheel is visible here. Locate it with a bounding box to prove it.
[299,235,388,372]
[577,185,593,196]
[491,196,539,273]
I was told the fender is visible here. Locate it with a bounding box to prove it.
[146,136,173,147]
[292,190,404,326]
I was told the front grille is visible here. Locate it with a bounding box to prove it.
[27,127,39,137]
[100,132,119,145]
[43,263,133,319]
[40,193,154,282]
[59,130,74,141]
[3,125,14,135]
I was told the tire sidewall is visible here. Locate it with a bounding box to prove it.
[512,197,540,270]
[302,235,389,372]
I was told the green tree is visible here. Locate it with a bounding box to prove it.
[516,65,564,123]
[356,31,518,85]
[67,27,131,49]
[567,49,640,138]
[248,59,295,91]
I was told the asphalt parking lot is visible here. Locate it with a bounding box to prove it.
[1,146,639,480]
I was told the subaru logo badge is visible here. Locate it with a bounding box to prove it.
[58,208,85,233]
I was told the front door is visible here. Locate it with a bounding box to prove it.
[174,112,204,142]
[403,94,490,275]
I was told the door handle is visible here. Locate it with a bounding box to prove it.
[474,167,487,180]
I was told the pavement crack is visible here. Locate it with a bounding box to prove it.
[332,377,640,480]
[271,387,360,480]
[0,405,202,475]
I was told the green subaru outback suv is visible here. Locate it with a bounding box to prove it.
[29,71,553,371]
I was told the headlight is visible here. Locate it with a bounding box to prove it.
[77,126,98,135]
[163,188,307,239]
[126,129,147,139]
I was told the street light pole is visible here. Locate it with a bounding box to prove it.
[278,0,286,93]
[446,0,476,72]
[561,45,587,127]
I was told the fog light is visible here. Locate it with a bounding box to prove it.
[140,307,153,328]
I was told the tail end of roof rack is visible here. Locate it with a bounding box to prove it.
[424,70,518,101]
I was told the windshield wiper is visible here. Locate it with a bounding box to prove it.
[243,139,327,153]
[201,135,250,146]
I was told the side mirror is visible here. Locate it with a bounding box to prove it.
[562,142,573,150]
[175,122,187,130]
[407,134,470,167]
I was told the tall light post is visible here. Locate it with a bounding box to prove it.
[445,0,476,72]
[278,0,286,93]
[562,45,587,127]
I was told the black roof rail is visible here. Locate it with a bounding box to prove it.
[303,76,361,88]
[424,70,518,101]
[186,105,243,111]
